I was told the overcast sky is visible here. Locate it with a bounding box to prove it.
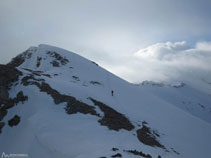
[1,0,211,89]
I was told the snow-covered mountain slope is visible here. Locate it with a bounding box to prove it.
[136,81,211,124]
[0,44,211,158]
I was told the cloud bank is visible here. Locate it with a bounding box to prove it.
[105,41,211,93]
[1,0,211,65]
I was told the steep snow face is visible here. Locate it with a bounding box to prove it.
[1,44,211,158]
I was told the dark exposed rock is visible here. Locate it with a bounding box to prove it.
[153,130,160,137]
[1,99,14,110]
[158,155,162,158]
[47,51,69,66]
[0,69,27,131]
[7,55,25,68]
[14,91,28,104]
[111,153,122,157]
[23,68,43,73]
[90,81,102,85]
[21,75,45,86]
[72,76,80,81]
[0,65,22,93]
[36,82,70,104]
[7,92,27,108]
[8,115,20,127]
[37,82,99,116]
[21,76,99,117]
[89,98,134,131]
[7,49,33,68]
[37,82,69,104]
[0,122,5,133]
[51,60,60,67]
[136,125,165,148]
[171,148,180,155]
[91,61,99,66]
[21,75,36,86]
[36,56,42,68]
[66,101,99,116]
[142,121,148,125]
[22,68,51,78]
[0,91,27,125]
[112,148,119,151]
[42,74,51,78]
[0,86,8,100]
[0,65,23,130]
[0,109,7,121]
[124,150,152,158]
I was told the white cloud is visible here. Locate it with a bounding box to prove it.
[104,41,211,93]
[134,41,190,60]
[133,41,211,70]
[196,41,211,51]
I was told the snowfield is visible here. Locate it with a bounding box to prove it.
[0,44,211,158]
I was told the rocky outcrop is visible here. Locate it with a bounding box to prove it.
[6,48,34,68]
[111,153,122,157]
[124,150,152,158]
[0,65,24,133]
[89,98,134,131]
[47,51,69,67]
[36,56,42,68]
[8,115,20,127]
[136,124,165,148]
[22,68,51,78]
[0,65,22,101]
[14,91,28,105]
[21,76,99,117]
[0,91,27,130]
[0,65,22,107]
[0,122,5,133]
[90,81,102,85]
[0,108,7,122]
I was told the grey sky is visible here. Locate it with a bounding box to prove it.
[1,0,211,85]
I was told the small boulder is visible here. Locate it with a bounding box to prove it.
[8,115,20,127]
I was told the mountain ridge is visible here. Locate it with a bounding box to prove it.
[0,44,211,158]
